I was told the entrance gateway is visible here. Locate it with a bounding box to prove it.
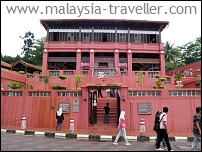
[87,78,121,126]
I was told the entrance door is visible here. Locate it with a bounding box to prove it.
[89,91,97,124]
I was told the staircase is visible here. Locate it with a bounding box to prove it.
[89,97,118,130]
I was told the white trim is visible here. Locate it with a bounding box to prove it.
[77,134,89,138]
[55,133,66,138]
[1,129,7,132]
[48,29,159,34]
[100,135,112,141]
[127,136,137,141]
[15,130,25,134]
[175,136,188,142]
[34,131,45,136]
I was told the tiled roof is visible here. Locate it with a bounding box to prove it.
[1,67,22,75]
[1,61,12,68]
[12,60,42,71]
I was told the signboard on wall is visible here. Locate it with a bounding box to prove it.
[137,102,151,115]
[73,99,79,112]
[58,102,70,114]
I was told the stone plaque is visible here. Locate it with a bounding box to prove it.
[59,102,70,114]
[73,105,79,112]
[138,102,151,115]
[73,99,79,112]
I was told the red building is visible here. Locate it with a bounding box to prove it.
[1,19,201,133]
[166,60,201,88]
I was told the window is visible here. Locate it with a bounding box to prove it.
[98,62,108,68]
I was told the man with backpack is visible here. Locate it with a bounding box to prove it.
[155,107,173,151]
[154,110,166,147]
[191,107,201,151]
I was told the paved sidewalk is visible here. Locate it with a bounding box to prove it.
[1,125,195,142]
[1,131,201,151]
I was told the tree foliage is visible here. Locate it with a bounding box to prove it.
[75,75,83,90]
[165,37,201,71]
[29,37,45,66]
[6,82,25,90]
[180,37,201,64]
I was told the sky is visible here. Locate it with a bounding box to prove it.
[1,1,201,57]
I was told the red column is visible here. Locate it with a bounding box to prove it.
[76,50,81,75]
[127,51,132,76]
[42,50,48,75]
[114,50,119,76]
[159,44,165,76]
[90,50,94,76]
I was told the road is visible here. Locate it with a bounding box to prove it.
[1,132,201,151]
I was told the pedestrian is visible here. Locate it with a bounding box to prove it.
[98,88,103,98]
[56,108,64,130]
[154,110,166,147]
[110,88,113,97]
[104,103,110,124]
[113,111,131,145]
[156,107,173,151]
[191,107,201,151]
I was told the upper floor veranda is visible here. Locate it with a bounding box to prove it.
[41,19,169,43]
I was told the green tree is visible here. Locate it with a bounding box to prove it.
[152,75,166,89]
[175,71,183,88]
[164,42,183,71]
[44,74,50,90]
[59,75,67,85]
[75,75,83,90]
[180,37,201,64]
[20,31,35,62]
[29,37,45,66]
[6,82,25,90]
[136,71,144,89]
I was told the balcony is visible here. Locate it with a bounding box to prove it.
[132,58,160,63]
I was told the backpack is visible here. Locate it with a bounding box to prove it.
[153,114,165,132]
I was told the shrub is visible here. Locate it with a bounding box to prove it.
[52,85,66,90]
[160,78,167,82]
[59,75,67,80]
[152,86,157,89]
[159,86,164,89]
[155,75,160,78]
[18,71,25,74]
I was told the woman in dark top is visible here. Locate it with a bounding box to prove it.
[154,110,166,147]
[56,108,64,130]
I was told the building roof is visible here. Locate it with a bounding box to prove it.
[1,61,12,68]
[40,19,169,32]
[12,60,42,71]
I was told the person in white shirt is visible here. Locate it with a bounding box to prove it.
[156,107,173,151]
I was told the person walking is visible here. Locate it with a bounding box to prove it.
[113,111,131,146]
[98,88,103,98]
[154,110,166,147]
[104,103,110,124]
[191,107,201,151]
[156,107,173,151]
[56,108,64,130]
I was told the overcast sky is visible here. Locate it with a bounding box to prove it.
[1,1,201,57]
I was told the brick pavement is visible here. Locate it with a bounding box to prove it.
[1,125,195,142]
[1,131,201,151]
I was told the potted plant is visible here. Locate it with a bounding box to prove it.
[59,75,67,85]
[136,71,144,89]
[196,74,201,88]
[175,71,183,88]
[30,84,34,90]
[152,75,166,89]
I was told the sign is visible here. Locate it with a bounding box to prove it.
[81,62,90,67]
[119,63,127,67]
[137,102,151,115]
[98,72,105,78]
[73,99,79,112]
[59,102,70,114]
